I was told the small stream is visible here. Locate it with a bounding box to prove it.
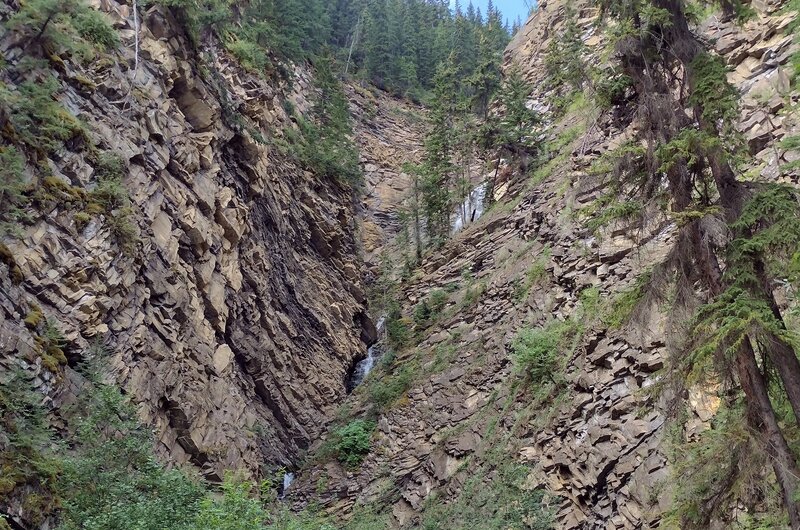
[452,182,487,233]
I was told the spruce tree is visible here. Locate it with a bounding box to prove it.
[596,1,800,525]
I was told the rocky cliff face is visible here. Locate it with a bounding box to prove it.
[348,85,426,271]
[0,0,376,487]
[290,1,800,528]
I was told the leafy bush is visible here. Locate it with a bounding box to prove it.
[333,420,375,467]
[72,9,119,49]
[88,153,138,255]
[413,289,449,329]
[514,249,551,302]
[0,369,61,521]
[512,321,575,386]
[0,146,29,234]
[368,365,414,410]
[35,320,68,372]
[602,271,651,329]
[194,475,268,530]
[419,462,557,530]
[7,0,117,53]
[386,318,411,349]
[57,370,205,530]
[593,70,632,108]
[585,199,642,232]
[0,77,85,155]
[226,38,270,73]
[428,289,448,313]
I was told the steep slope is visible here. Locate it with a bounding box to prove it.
[0,0,375,497]
[290,1,800,528]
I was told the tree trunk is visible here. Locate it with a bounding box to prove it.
[737,339,800,529]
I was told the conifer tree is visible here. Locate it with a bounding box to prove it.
[420,53,464,242]
[596,1,800,525]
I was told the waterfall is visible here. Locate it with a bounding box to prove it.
[348,316,386,390]
[452,182,487,233]
[280,472,295,498]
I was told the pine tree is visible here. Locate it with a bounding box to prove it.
[469,32,502,119]
[595,1,800,525]
[420,53,463,243]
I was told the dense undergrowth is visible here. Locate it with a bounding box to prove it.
[0,354,402,530]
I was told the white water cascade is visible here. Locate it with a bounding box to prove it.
[452,182,487,233]
[280,472,295,498]
[349,316,386,389]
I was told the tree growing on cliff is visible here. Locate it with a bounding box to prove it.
[296,54,362,187]
[480,67,541,201]
[595,0,800,526]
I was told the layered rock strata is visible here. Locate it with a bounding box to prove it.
[0,0,374,486]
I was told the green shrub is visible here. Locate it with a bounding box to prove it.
[1,358,356,529]
[368,365,414,409]
[413,289,449,329]
[413,299,433,328]
[419,462,557,530]
[0,369,61,518]
[88,153,138,255]
[72,9,118,49]
[512,321,576,386]
[0,146,29,234]
[543,6,587,93]
[56,362,205,530]
[7,0,117,54]
[585,199,642,232]
[333,420,375,467]
[515,249,551,302]
[593,70,632,108]
[226,37,270,73]
[194,475,268,530]
[35,320,68,372]
[1,77,85,155]
[428,289,448,313]
[781,135,800,173]
[602,271,651,329]
[385,310,411,349]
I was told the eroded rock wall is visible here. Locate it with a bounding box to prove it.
[0,0,374,485]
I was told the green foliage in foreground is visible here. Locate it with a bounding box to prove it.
[663,403,787,529]
[332,419,375,468]
[0,360,370,529]
[56,375,205,530]
[512,320,578,387]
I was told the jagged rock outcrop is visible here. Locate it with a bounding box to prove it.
[290,1,799,528]
[0,0,375,490]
